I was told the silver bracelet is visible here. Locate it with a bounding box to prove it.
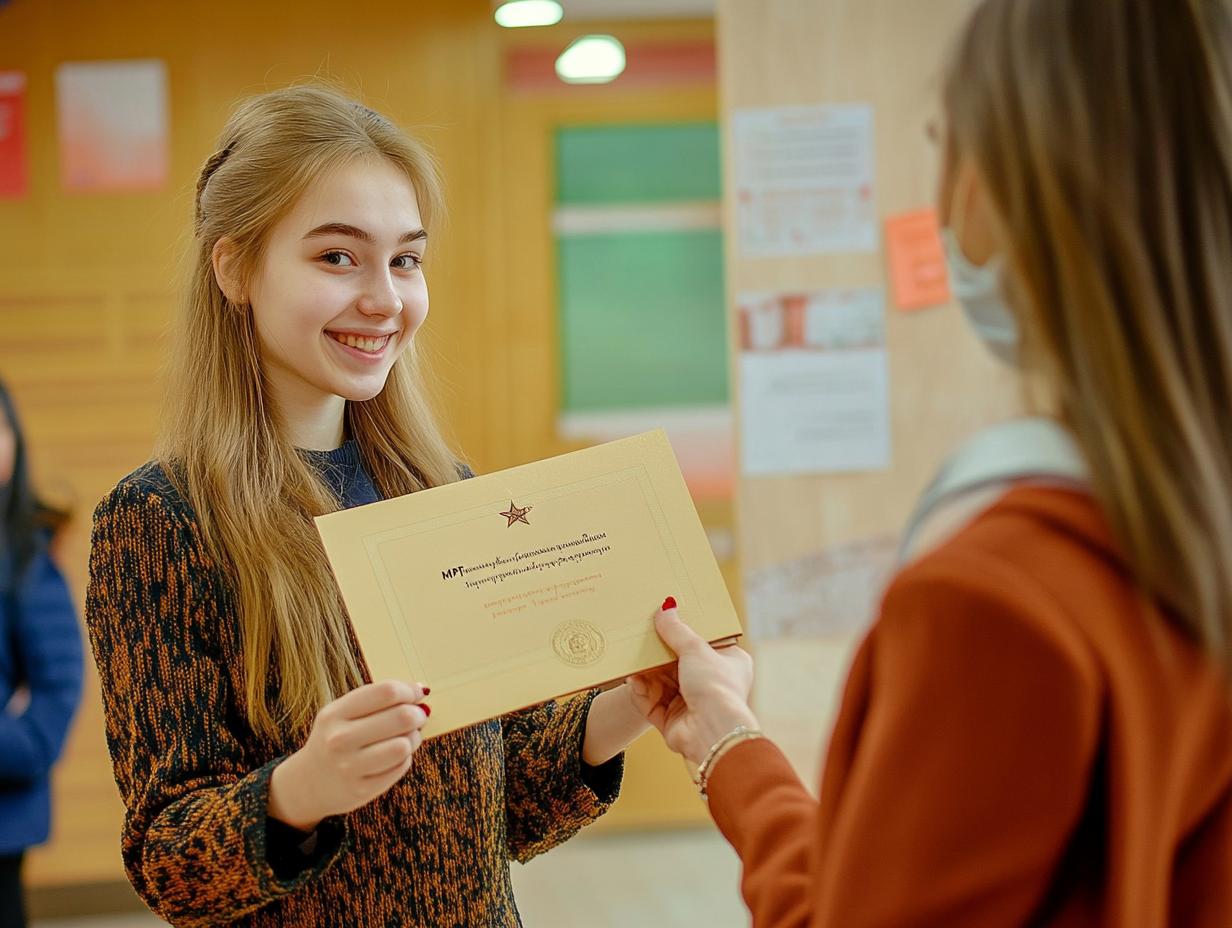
[694,724,764,797]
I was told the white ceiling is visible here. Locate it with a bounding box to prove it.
[559,0,715,20]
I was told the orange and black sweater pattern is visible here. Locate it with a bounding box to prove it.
[84,453,622,927]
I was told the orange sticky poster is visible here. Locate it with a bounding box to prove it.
[885,208,950,311]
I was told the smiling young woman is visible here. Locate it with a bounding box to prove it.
[83,84,646,927]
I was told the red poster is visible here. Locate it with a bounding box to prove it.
[0,71,28,199]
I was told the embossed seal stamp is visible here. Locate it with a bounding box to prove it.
[551,620,606,666]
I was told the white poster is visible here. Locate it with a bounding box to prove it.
[56,59,169,192]
[739,288,891,476]
[744,534,898,639]
[731,103,877,257]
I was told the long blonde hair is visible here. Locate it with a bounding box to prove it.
[158,85,461,739]
[945,0,1232,669]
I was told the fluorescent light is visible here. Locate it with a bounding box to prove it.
[494,1,563,28]
[555,35,627,84]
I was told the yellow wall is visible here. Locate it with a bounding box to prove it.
[0,0,720,888]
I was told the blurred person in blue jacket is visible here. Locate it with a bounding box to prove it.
[0,381,83,928]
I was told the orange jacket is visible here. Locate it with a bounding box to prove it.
[708,487,1232,926]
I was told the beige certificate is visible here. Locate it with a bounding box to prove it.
[315,430,743,738]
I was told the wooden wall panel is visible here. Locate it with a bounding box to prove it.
[717,0,1025,786]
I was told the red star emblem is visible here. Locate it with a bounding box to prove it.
[500,501,533,527]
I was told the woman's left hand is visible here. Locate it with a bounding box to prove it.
[627,601,758,766]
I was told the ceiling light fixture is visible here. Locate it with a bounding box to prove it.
[555,34,627,84]
[494,1,564,28]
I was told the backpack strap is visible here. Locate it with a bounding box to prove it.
[899,418,1089,563]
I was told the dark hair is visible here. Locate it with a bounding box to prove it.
[0,380,70,592]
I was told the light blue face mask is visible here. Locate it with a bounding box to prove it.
[940,227,1019,365]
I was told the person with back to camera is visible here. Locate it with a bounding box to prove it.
[630,0,1232,924]
[0,380,84,928]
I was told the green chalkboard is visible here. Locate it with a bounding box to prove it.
[558,230,728,412]
[556,123,727,415]
[556,123,721,205]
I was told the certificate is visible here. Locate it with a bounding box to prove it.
[315,430,743,737]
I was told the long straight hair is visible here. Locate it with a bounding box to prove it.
[945,0,1232,669]
[158,85,461,739]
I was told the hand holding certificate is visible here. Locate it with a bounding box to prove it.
[315,430,743,738]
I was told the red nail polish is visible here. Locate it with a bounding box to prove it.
[662,596,677,611]
[422,687,432,696]
[421,703,432,718]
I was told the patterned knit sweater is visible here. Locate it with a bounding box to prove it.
[84,444,623,927]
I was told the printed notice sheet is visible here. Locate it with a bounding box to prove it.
[732,103,877,257]
[739,288,892,476]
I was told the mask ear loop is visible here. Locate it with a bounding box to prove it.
[948,161,1026,367]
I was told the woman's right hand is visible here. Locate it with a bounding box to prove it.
[628,601,758,767]
[267,680,429,831]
